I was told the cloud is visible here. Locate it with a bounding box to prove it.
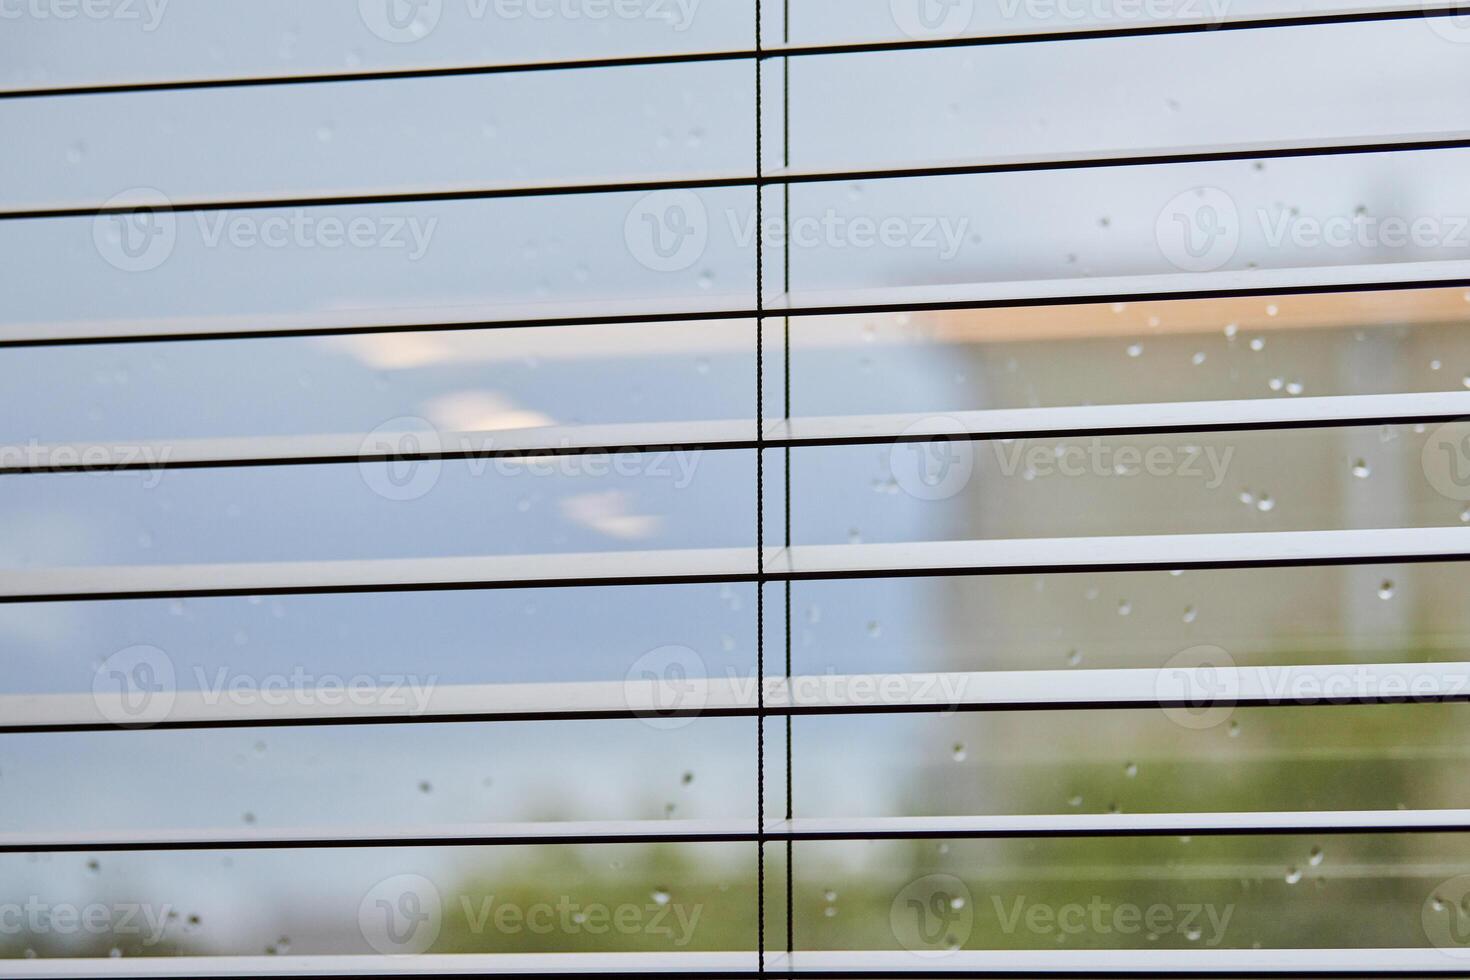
[421,390,553,433]
[558,491,662,541]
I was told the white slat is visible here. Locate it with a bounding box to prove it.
[0,527,1466,602]
[3,947,1469,977]
[0,547,756,600]
[770,259,1470,318]
[7,1,1464,102]
[6,660,1466,730]
[7,390,1464,473]
[5,261,1469,346]
[772,129,1470,181]
[771,526,1470,579]
[4,807,1470,852]
[771,389,1470,445]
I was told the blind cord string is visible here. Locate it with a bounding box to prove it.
[782,0,795,969]
[754,0,767,974]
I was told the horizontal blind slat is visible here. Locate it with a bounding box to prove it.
[8,390,1464,473]
[11,662,1469,732]
[8,808,1470,852]
[4,2,1467,100]
[1,528,1466,602]
[9,130,1470,219]
[7,261,1469,348]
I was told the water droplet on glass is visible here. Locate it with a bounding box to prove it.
[418,780,432,793]
[1066,649,1082,667]
[1124,762,1138,778]
[1309,846,1324,866]
[651,888,670,906]
[950,895,966,910]
[1126,343,1143,358]
[1256,494,1275,513]
[1068,794,1083,807]
[1285,867,1303,884]
[1378,580,1395,600]
[866,620,882,638]
[681,771,694,785]
[1229,720,1241,738]
[1191,351,1207,366]
[1183,605,1197,624]
[1351,459,1371,479]
[951,742,967,762]
[1249,337,1265,352]
[242,812,256,824]
[66,141,86,164]
[1223,323,1238,339]
[1118,599,1132,616]
[824,890,837,902]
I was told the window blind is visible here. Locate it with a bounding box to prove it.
[5,1,1470,976]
